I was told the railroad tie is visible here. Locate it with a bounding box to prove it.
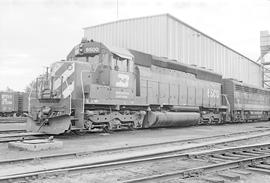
[201,176,225,183]
[216,172,241,181]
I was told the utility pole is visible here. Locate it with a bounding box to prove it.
[117,0,119,19]
[260,30,270,88]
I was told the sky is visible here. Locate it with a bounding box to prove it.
[0,0,270,91]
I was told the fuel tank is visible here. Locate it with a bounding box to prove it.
[143,111,200,128]
[170,106,199,112]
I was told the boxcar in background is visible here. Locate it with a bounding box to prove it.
[0,91,28,117]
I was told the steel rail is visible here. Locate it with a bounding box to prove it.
[0,132,47,143]
[0,132,45,139]
[0,125,269,143]
[188,142,270,158]
[0,130,26,133]
[0,121,26,124]
[0,117,26,123]
[0,136,47,143]
[123,155,270,183]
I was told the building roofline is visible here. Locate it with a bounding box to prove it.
[83,13,167,30]
[84,13,261,67]
[165,14,260,67]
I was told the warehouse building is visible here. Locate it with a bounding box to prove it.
[84,14,262,87]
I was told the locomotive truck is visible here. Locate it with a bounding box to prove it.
[26,39,270,134]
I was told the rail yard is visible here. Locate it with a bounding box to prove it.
[1,121,270,182]
[1,2,270,182]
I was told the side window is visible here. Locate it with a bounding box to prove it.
[118,58,128,72]
[112,55,118,71]
[118,59,125,71]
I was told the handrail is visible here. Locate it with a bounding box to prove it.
[64,80,72,115]
[80,70,90,114]
[28,83,34,113]
[222,94,231,113]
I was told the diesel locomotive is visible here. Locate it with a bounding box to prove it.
[26,39,270,134]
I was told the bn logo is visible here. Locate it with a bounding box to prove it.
[116,74,129,88]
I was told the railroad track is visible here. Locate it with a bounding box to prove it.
[1,128,270,164]
[0,117,26,123]
[0,129,26,134]
[1,129,270,182]
[0,125,269,144]
[0,118,26,135]
[124,143,270,182]
[0,132,47,143]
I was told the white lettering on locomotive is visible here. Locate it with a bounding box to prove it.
[115,91,129,98]
[85,47,100,53]
[115,74,129,88]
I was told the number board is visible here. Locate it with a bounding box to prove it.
[74,42,101,57]
[84,47,100,55]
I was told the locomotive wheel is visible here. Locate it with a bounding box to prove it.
[128,126,134,131]
[73,129,88,135]
[103,126,113,133]
[128,123,136,131]
[207,116,214,125]
[198,118,204,125]
[216,117,222,125]
[103,122,113,133]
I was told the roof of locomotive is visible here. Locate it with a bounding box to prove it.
[66,39,133,61]
[130,49,222,83]
[223,78,270,92]
[66,39,222,83]
[103,43,133,60]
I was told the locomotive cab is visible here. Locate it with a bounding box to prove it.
[73,40,144,132]
[70,39,136,102]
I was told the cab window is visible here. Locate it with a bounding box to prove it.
[102,53,109,66]
[111,54,130,72]
[75,54,100,63]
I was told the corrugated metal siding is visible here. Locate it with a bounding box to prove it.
[84,15,168,58]
[84,14,262,87]
[166,15,262,86]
